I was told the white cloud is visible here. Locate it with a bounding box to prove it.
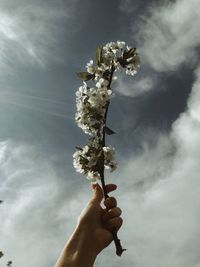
[99,65,200,267]
[0,0,77,72]
[115,74,155,97]
[1,1,200,266]
[136,0,200,71]
[0,140,89,267]
[117,0,200,98]
[1,60,200,267]
[98,1,200,264]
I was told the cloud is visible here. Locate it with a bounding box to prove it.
[97,2,200,266]
[0,0,77,73]
[1,59,200,267]
[136,0,200,72]
[117,0,200,97]
[1,1,200,267]
[97,64,200,267]
[115,74,155,97]
[0,140,90,267]
[2,74,200,266]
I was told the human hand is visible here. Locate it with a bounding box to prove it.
[54,183,123,267]
[77,183,123,255]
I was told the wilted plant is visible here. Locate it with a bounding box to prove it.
[73,41,140,256]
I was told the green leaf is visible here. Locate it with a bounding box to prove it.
[96,46,103,66]
[76,72,94,81]
[104,126,116,135]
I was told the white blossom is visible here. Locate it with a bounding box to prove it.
[87,87,112,108]
[75,82,88,99]
[103,41,125,62]
[96,78,109,89]
[125,62,139,76]
[103,146,117,172]
[94,63,109,80]
[117,40,125,49]
[73,143,117,182]
[87,171,101,182]
[126,65,138,76]
[74,40,140,182]
[75,79,113,135]
[75,83,104,135]
[73,138,103,182]
[86,59,95,74]
[125,54,140,76]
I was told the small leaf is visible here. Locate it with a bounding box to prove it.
[118,58,127,68]
[129,54,140,66]
[104,126,116,135]
[0,251,4,258]
[75,146,83,151]
[128,47,136,56]
[96,46,103,66]
[123,47,136,59]
[77,72,94,81]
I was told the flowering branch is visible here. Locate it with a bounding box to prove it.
[73,41,140,256]
[99,64,115,200]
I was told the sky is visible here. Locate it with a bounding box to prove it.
[0,0,200,266]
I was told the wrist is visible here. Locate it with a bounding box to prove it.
[62,224,98,267]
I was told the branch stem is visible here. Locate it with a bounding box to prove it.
[99,64,126,256]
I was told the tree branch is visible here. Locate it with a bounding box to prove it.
[99,64,126,256]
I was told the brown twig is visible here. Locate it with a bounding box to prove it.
[99,64,126,256]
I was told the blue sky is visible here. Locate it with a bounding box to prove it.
[0,0,200,266]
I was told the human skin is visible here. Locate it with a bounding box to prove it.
[54,183,123,267]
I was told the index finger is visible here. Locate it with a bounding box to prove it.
[105,184,117,194]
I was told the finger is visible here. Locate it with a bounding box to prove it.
[91,183,117,204]
[104,197,117,210]
[102,207,122,222]
[104,217,123,231]
[91,183,103,203]
[105,184,117,194]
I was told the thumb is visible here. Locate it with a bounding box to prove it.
[91,182,103,203]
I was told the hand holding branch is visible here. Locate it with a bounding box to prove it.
[54,183,122,267]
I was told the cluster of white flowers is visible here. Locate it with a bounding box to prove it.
[102,41,125,69]
[85,41,140,80]
[103,146,117,172]
[73,139,117,182]
[73,41,140,181]
[73,137,101,182]
[75,79,112,136]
